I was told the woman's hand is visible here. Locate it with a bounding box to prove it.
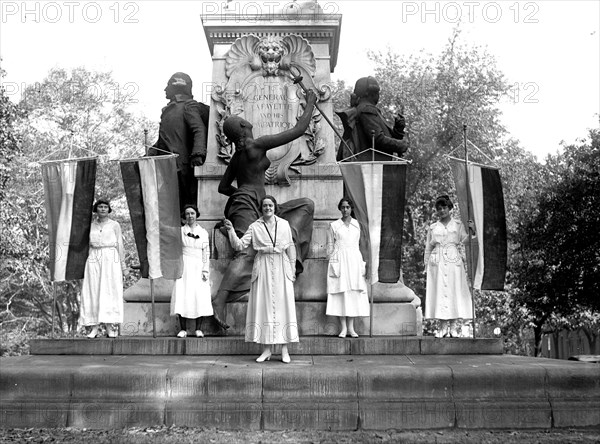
[202,270,209,282]
[223,219,234,232]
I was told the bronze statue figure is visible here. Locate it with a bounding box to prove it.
[211,90,319,332]
[148,72,209,211]
[336,76,409,162]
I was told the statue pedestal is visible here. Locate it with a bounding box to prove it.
[123,301,422,337]
[124,222,422,337]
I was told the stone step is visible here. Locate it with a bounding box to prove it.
[29,337,502,356]
[1,354,598,430]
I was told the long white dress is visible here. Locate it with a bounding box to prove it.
[170,224,213,318]
[424,219,473,320]
[326,218,369,317]
[80,219,126,326]
[228,216,299,344]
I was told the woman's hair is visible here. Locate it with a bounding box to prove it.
[93,199,112,213]
[181,204,200,218]
[435,195,454,210]
[260,195,278,214]
[338,197,354,210]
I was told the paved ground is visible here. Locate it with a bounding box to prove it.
[0,427,599,443]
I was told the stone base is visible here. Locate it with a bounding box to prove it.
[123,301,422,337]
[3,354,598,430]
[122,221,423,339]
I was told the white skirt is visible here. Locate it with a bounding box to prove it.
[170,253,213,318]
[326,289,370,317]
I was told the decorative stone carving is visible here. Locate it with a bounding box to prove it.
[212,34,328,185]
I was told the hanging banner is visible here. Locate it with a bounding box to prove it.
[339,162,407,284]
[42,158,97,281]
[120,156,183,280]
[450,159,507,290]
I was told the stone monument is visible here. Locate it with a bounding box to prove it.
[123,1,422,336]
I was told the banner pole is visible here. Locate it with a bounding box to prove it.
[369,132,376,339]
[371,131,376,162]
[463,124,477,338]
[144,129,149,156]
[51,281,57,339]
[151,278,156,338]
[369,282,374,338]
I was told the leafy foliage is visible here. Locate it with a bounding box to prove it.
[512,128,600,354]
[0,63,23,199]
[366,28,510,302]
[1,67,155,353]
[361,28,598,354]
[474,139,549,354]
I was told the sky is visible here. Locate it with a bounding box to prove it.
[1,0,599,160]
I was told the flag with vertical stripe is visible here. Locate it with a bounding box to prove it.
[450,159,507,290]
[42,158,97,282]
[339,161,408,284]
[120,155,183,280]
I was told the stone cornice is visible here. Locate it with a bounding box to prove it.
[201,14,342,72]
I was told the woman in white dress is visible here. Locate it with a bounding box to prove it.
[171,204,213,338]
[326,198,370,338]
[81,199,129,338]
[224,195,298,363]
[424,195,476,338]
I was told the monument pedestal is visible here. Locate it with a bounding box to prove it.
[124,222,422,337]
[123,300,422,337]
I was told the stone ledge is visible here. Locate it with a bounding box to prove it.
[29,337,502,356]
[543,365,600,427]
[455,400,551,429]
[420,338,503,355]
[359,400,456,430]
[165,401,262,429]
[452,365,551,428]
[0,366,72,428]
[2,355,598,430]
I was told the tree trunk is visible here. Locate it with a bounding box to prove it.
[533,324,543,357]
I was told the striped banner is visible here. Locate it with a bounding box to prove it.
[42,158,97,282]
[339,162,408,284]
[450,159,507,290]
[120,156,183,280]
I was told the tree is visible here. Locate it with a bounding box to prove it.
[363,28,596,355]
[513,128,600,355]
[0,63,22,199]
[328,78,352,152]
[0,63,28,353]
[475,139,549,354]
[367,28,511,302]
[1,67,155,352]
[17,67,154,199]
